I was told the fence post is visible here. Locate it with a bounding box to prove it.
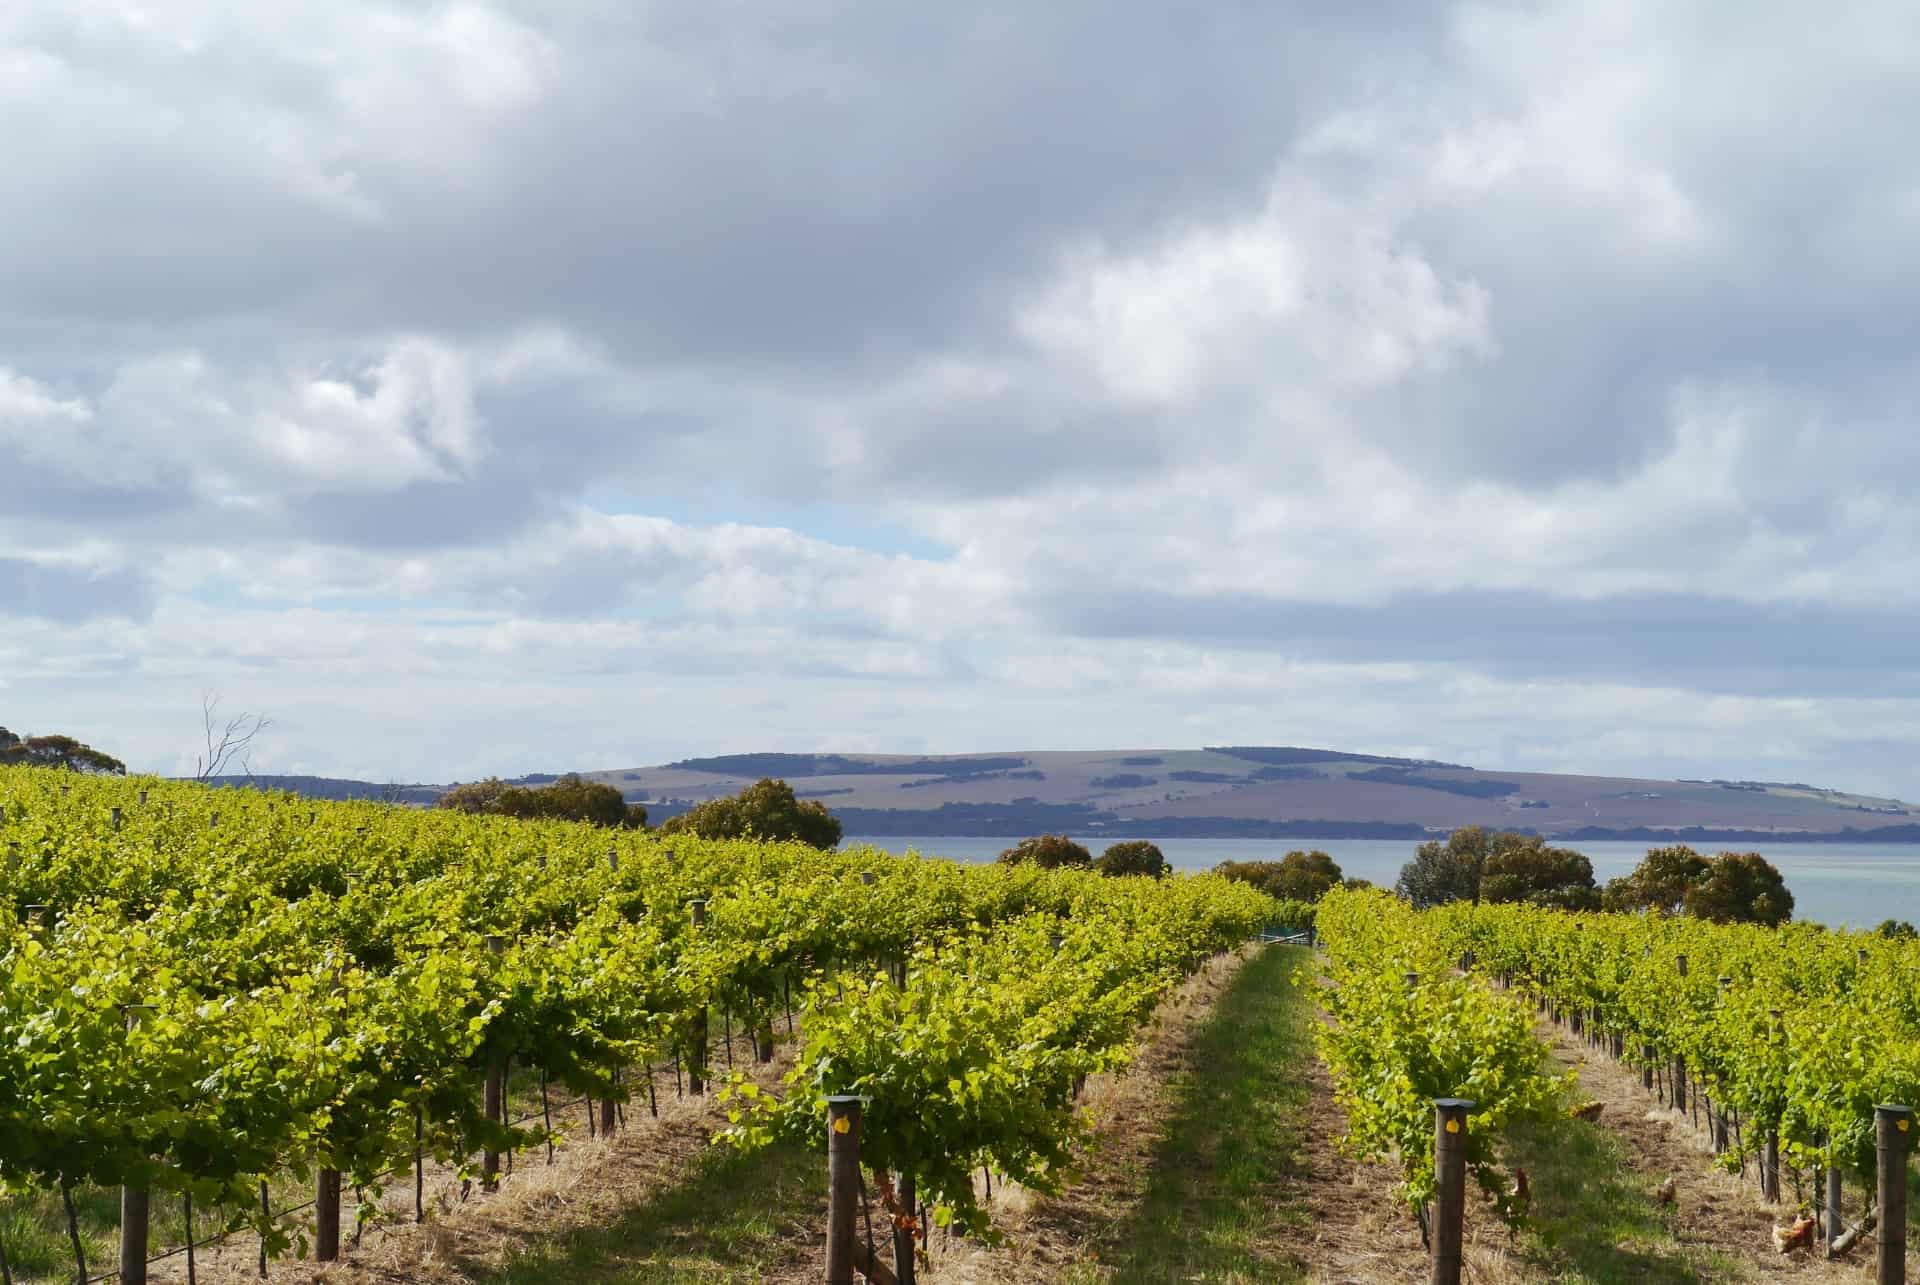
[315,1168,341,1262]
[1760,1008,1783,1200]
[1877,1105,1911,1285]
[1671,956,1689,1115]
[825,1096,862,1285]
[1432,1099,1473,1285]
[483,934,506,1189]
[687,899,709,1096]
[894,1171,917,1285]
[1826,1136,1844,1253]
[120,1005,155,1285]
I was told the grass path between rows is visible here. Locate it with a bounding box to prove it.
[1062,941,1316,1283]
[454,942,1779,1285]
[484,1140,823,1284]
[467,945,1319,1285]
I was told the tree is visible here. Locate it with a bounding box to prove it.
[439,774,647,828]
[194,693,270,780]
[1095,840,1168,877]
[1212,859,1284,898]
[1603,845,1795,926]
[0,727,126,774]
[660,777,840,848]
[1480,835,1600,911]
[1683,852,1794,927]
[1395,826,1492,909]
[1213,851,1346,901]
[997,834,1092,869]
[439,778,513,814]
[1876,919,1918,941]
[1273,850,1344,902]
[1602,845,1712,914]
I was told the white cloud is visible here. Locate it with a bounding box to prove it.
[1019,177,1495,404]
[6,0,1920,793]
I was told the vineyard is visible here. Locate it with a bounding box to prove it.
[1314,885,1920,1281]
[10,761,1920,1284]
[0,765,1272,1283]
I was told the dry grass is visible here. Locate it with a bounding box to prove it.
[906,944,1271,1284]
[100,948,1881,1285]
[1532,1019,1872,1282]
[100,1037,805,1284]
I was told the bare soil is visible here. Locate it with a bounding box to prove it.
[118,955,1886,1285]
[903,945,1262,1284]
[121,1040,801,1284]
[1535,1019,1867,1282]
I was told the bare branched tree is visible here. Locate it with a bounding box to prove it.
[195,692,271,781]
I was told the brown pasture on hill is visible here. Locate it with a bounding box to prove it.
[589,749,1919,837]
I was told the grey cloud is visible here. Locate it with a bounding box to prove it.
[7,0,1920,792]
[2,4,1425,357]
[1044,589,1920,700]
[0,558,154,622]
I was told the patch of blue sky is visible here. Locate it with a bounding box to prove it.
[582,484,953,562]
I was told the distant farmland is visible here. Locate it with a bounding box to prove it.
[588,746,1920,841]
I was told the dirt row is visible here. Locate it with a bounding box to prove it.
[1531,1017,1869,1282]
[115,947,1887,1284]
[117,1039,802,1283]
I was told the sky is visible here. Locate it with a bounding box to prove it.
[4,2,1920,794]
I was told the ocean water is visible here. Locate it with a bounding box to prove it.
[845,835,1920,930]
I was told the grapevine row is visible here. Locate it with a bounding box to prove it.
[0,765,1273,1277]
[1434,900,1920,1193]
[1312,888,1565,1218]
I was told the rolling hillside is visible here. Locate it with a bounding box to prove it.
[583,747,1920,841]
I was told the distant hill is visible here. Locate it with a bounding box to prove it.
[584,746,1920,842]
[197,774,448,804]
[189,748,1920,843]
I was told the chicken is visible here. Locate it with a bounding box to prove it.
[1571,1100,1604,1121]
[1772,1215,1816,1253]
[1654,1176,1677,1206]
[1511,1167,1531,1218]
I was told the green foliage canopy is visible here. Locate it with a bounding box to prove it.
[659,777,841,848]
[996,834,1092,869]
[1478,835,1600,911]
[1602,845,1792,925]
[1682,851,1794,927]
[1094,839,1168,878]
[1213,850,1345,902]
[1394,825,1492,909]
[438,773,647,828]
[1601,844,1710,914]
[0,727,125,775]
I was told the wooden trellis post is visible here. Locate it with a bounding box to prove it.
[1876,1105,1911,1285]
[825,1097,862,1285]
[483,934,507,1189]
[1432,1099,1474,1285]
[120,1004,155,1285]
